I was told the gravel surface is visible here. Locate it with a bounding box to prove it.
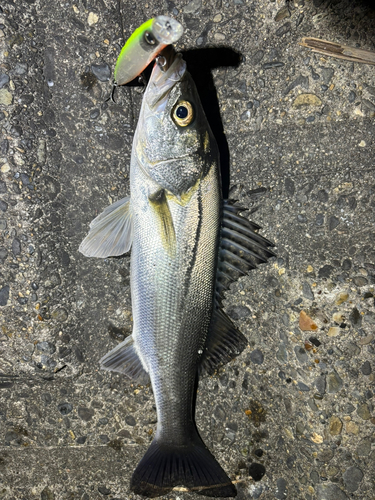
[0,0,374,499]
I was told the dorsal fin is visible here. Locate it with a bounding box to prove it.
[199,200,275,375]
[199,304,248,376]
[216,200,275,304]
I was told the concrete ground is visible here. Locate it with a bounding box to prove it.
[0,0,374,499]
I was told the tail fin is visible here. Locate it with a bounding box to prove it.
[130,436,237,498]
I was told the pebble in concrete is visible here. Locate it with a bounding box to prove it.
[343,466,363,492]
[0,285,9,306]
[274,477,287,499]
[91,63,111,82]
[250,349,264,365]
[327,370,343,393]
[316,483,348,500]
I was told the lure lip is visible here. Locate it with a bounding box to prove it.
[152,16,184,45]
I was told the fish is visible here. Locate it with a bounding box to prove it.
[80,19,275,498]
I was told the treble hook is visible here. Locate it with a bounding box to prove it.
[105,80,118,103]
[135,72,148,94]
[156,55,167,72]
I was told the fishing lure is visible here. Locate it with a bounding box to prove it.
[114,15,184,86]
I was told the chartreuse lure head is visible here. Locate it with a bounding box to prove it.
[114,16,183,86]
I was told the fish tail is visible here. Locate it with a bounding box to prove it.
[130,434,237,498]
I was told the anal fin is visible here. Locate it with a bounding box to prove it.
[100,335,150,385]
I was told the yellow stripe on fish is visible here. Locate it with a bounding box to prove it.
[148,189,176,257]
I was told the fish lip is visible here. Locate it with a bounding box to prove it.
[145,53,187,108]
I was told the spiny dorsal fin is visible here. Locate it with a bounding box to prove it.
[79,195,133,258]
[198,200,275,375]
[216,200,275,303]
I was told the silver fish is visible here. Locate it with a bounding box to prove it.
[80,48,274,497]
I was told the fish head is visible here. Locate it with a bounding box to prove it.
[135,52,218,198]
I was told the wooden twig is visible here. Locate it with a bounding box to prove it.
[300,37,375,66]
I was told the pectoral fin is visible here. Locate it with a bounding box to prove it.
[148,189,176,256]
[79,196,133,258]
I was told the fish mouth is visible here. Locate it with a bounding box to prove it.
[145,50,187,109]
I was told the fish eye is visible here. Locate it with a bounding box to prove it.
[144,31,156,45]
[172,100,194,127]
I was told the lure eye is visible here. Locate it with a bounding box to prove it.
[172,101,194,127]
[144,31,156,45]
